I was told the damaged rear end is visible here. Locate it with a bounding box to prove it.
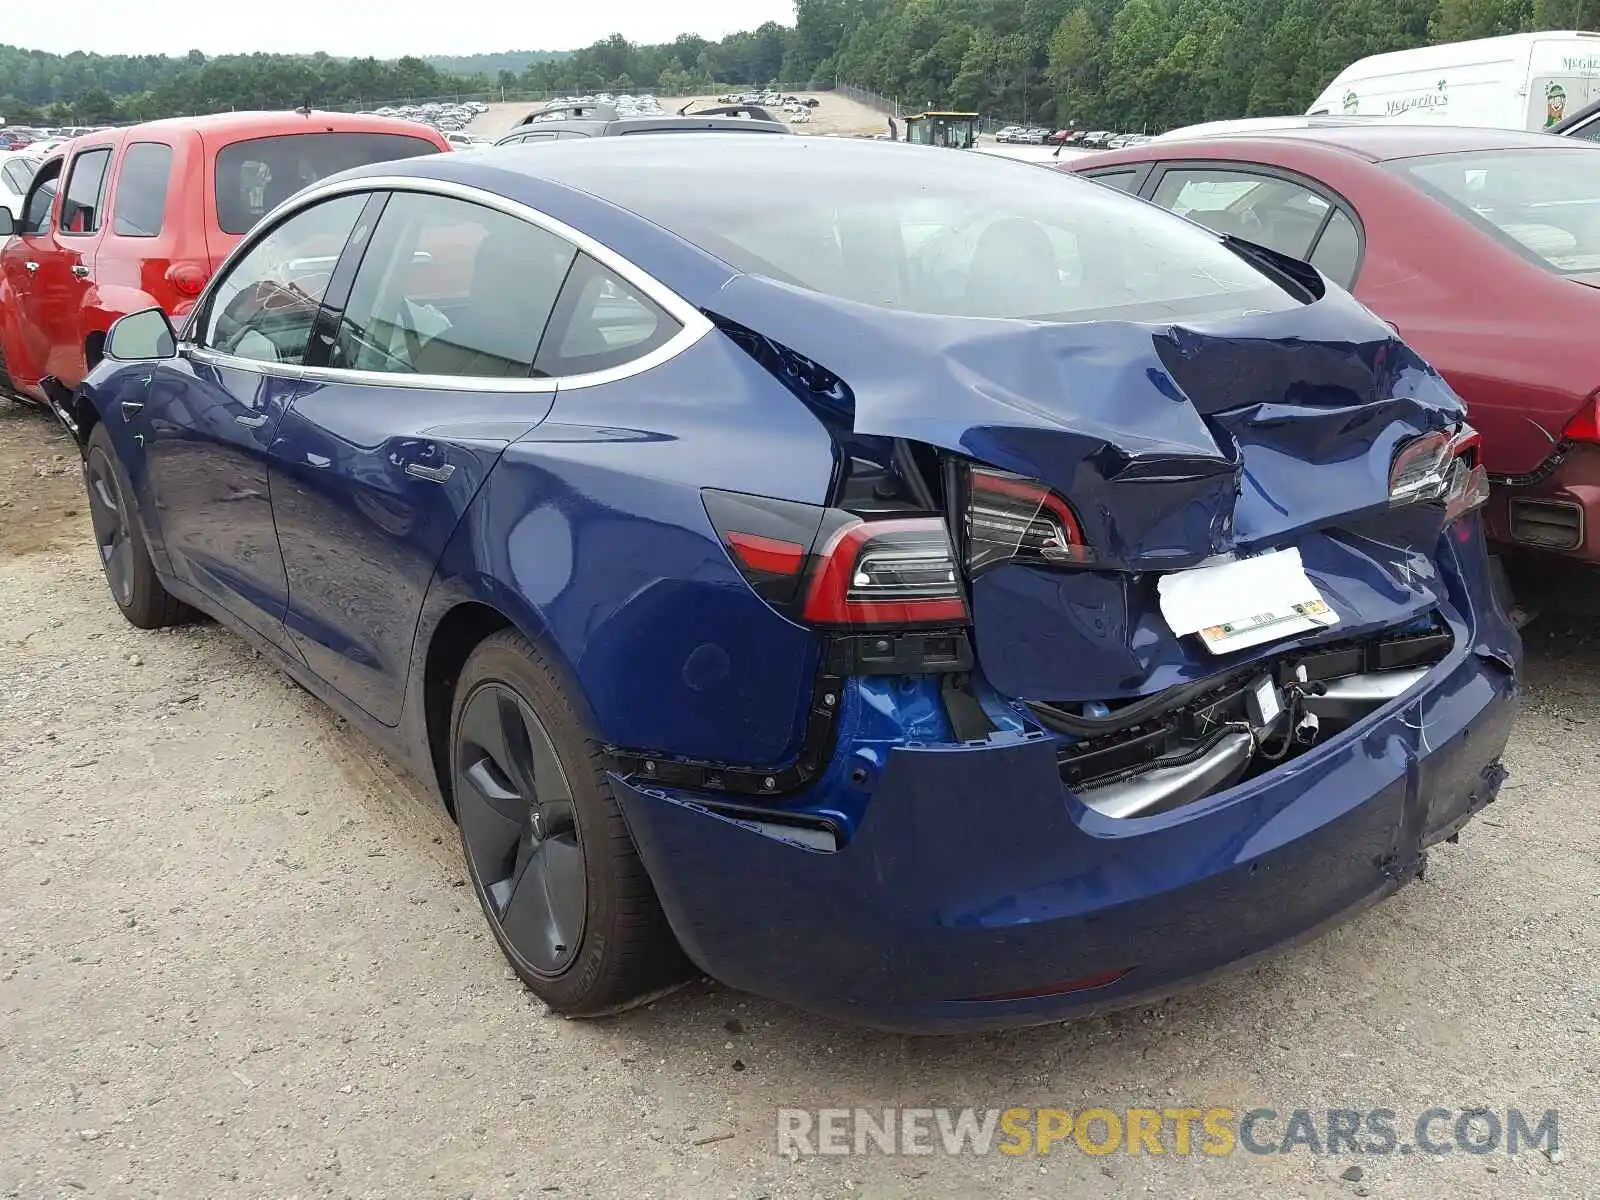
[603,148,1520,1030]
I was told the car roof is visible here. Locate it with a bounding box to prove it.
[498,115,789,143]
[101,110,442,144]
[1155,123,1592,161]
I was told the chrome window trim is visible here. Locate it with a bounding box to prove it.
[190,174,712,394]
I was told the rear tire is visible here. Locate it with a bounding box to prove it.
[84,423,193,629]
[450,630,689,1015]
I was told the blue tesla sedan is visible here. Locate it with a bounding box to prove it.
[59,136,1518,1032]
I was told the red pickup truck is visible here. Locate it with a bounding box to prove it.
[0,110,449,406]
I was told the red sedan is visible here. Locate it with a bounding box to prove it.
[1066,126,1600,564]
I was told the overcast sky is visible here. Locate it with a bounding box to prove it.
[0,0,795,57]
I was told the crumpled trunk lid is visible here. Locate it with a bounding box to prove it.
[710,275,1466,702]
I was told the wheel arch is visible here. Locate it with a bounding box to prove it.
[418,590,595,818]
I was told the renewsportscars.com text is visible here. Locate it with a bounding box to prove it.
[776,1106,1559,1158]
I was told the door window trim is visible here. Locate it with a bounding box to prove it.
[1133,158,1367,286]
[181,175,712,393]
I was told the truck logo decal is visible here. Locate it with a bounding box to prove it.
[1386,79,1449,116]
[1342,90,1360,114]
[1560,55,1600,72]
[1546,81,1567,126]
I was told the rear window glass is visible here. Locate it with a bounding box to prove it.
[214,132,440,235]
[1397,147,1600,274]
[589,143,1298,322]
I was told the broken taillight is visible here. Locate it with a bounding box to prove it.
[801,517,968,626]
[703,490,969,628]
[963,465,1092,574]
[1389,424,1489,524]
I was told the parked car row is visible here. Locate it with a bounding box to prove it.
[370,100,490,132]
[719,90,819,110]
[996,126,1155,150]
[0,109,1521,1032]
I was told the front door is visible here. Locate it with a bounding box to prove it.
[268,188,582,724]
[137,191,371,647]
[42,142,115,387]
[0,156,64,389]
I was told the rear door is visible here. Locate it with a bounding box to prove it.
[42,141,117,387]
[267,187,583,724]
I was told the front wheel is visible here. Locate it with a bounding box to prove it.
[84,423,193,629]
[450,631,689,1014]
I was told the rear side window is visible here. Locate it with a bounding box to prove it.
[330,190,576,379]
[214,132,441,235]
[1570,116,1600,144]
[111,142,174,237]
[1085,169,1140,193]
[1308,209,1361,288]
[533,254,681,377]
[60,147,112,234]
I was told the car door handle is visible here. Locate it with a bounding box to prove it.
[235,413,270,429]
[404,461,456,483]
[71,265,91,279]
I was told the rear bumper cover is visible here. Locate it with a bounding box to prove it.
[616,630,1516,1035]
[1486,442,1600,561]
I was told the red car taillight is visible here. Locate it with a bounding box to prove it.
[1561,389,1600,443]
[963,465,1092,574]
[1389,423,1487,524]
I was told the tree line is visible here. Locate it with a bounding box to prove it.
[3,0,1599,131]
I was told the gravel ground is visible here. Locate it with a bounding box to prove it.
[1,399,1596,1199]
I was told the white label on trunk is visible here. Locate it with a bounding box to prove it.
[1157,547,1339,655]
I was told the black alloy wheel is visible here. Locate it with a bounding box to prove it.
[85,444,135,609]
[455,681,587,977]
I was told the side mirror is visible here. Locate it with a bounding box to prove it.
[0,209,14,237]
[104,307,178,362]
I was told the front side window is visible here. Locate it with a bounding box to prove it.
[1397,147,1600,275]
[19,158,62,235]
[111,142,175,238]
[201,193,366,365]
[1150,168,1334,259]
[1569,115,1600,144]
[60,147,112,235]
[330,190,576,378]
[214,132,440,235]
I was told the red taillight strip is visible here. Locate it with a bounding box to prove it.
[725,530,807,577]
[801,518,970,626]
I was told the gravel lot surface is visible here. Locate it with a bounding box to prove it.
[1,376,1596,1199]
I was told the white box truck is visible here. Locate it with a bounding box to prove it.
[1307,31,1600,131]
